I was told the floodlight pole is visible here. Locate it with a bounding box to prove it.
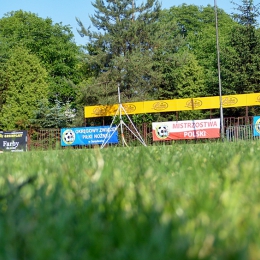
[214,0,225,141]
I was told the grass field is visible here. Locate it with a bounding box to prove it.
[0,141,260,259]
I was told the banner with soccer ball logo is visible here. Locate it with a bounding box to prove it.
[152,119,220,141]
[61,126,118,146]
[253,116,260,137]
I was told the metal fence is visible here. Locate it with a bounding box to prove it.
[27,116,258,151]
[226,125,253,141]
[224,116,253,127]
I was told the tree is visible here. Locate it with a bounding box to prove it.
[161,4,235,97]
[0,10,83,104]
[221,0,260,95]
[77,0,163,104]
[154,12,206,101]
[232,0,260,26]
[31,99,76,128]
[0,36,10,109]
[0,46,49,130]
[160,4,211,38]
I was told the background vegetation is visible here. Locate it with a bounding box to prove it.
[0,0,260,130]
[1,142,260,259]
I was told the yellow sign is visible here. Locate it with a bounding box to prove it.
[247,93,260,106]
[84,93,260,118]
[144,100,174,113]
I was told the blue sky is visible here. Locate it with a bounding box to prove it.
[0,0,236,45]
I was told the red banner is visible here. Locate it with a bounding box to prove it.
[152,119,220,141]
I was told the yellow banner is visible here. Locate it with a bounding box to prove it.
[246,93,260,106]
[221,94,246,107]
[84,93,260,118]
[143,100,176,113]
[84,102,144,118]
[121,102,144,115]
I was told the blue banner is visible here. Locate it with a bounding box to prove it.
[61,126,118,146]
[253,116,260,137]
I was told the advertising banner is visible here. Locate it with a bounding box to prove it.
[0,131,27,152]
[247,93,260,106]
[143,100,176,113]
[253,116,260,137]
[84,93,260,118]
[84,102,144,118]
[61,126,118,146]
[152,119,220,141]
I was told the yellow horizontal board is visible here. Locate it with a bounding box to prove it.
[221,94,247,107]
[143,100,176,113]
[84,104,118,118]
[176,98,195,111]
[246,93,260,106]
[84,102,144,118]
[121,102,144,115]
[200,96,219,110]
[84,93,260,118]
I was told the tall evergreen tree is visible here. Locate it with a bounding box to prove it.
[232,0,260,26]
[77,0,162,104]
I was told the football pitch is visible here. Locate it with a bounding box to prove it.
[0,141,260,259]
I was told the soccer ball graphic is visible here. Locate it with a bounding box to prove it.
[255,118,260,134]
[156,125,169,139]
[62,129,75,145]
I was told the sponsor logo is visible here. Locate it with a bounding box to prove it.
[93,107,106,116]
[255,118,260,134]
[185,99,202,109]
[222,97,238,106]
[62,129,76,145]
[153,102,168,111]
[155,125,169,139]
[122,104,136,113]
[3,141,19,149]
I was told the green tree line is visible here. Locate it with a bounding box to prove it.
[0,0,259,130]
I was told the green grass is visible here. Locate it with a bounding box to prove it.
[0,141,260,259]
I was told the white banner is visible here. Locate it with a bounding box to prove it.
[152,119,220,141]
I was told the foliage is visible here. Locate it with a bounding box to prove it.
[150,14,205,101]
[0,10,83,104]
[0,37,10,109]
[232,0,260,26]
[1,142,260,259]
[155,50,206,100]
[160,4,215,37]
[1,4,260,124]
[77,0,164,104]
[221,0,260,98]
[31,99,76,129]
[161,5,235,97]
[77,0,211,112]
[0,46,49,130]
